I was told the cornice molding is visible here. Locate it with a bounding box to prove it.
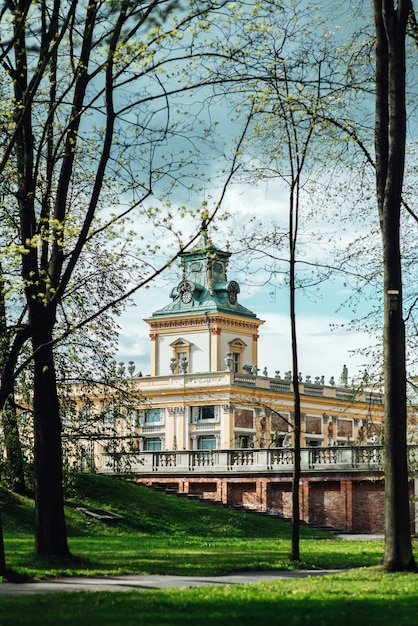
[146,315,263,332]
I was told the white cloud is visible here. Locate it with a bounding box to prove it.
[256,311,374,384]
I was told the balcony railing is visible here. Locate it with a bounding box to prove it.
[100,444,418,475]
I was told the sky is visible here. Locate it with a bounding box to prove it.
[116,178,379,385]
[110,1,406,386]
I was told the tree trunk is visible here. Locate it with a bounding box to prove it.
[373,0,416,572]
[0,267,26,495]
[0,513,5,576]
[1,398,27,495]
[289,184,301,562]
[291,360,301,561]
[32,323,69,557]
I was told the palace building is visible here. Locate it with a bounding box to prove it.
[71,223,384,471]
[62,225,418,535]
[66,226,418,535]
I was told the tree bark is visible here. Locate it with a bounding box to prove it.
[1,398,27,495]
[0,269,26,495]
[289,183,301,562]
[32,322,69,557]
[290,348,301,562]
[373,0,416,572]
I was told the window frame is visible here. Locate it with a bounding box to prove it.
[198,435,217,450]
[144,437,162,451]
[199,405,216,421]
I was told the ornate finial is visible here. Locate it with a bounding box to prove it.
[201,209,209,232]
[199,209,209,248]
[225,352,233,371]
[128,361,135,377]
[179,356,188,375]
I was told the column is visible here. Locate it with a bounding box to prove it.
[184,406,190,451]
[300,480,309,523]
[341,479,353,532]
[211,326,221,371]
[222,404,234,448]
[149,332,158,376]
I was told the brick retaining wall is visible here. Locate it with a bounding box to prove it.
[134,473,416,534]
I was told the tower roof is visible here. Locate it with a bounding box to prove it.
[151,221,258,320]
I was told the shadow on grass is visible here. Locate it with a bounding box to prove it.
[0,570,417,626]
[3,534,386,579]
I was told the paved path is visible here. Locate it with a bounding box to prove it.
[336,534,384,541]
[0,535,386,596]
[0,570,345,596]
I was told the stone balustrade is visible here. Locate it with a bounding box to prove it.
[114,370,383,404]
[100,444,418,475]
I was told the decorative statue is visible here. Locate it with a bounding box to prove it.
[340,364,348,386]
[225,352,233,371]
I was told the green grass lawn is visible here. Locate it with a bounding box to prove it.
[0,569,417,626]
[0,473,417,625]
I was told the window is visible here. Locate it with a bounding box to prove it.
[60,408,70,427]
[200,405,215,420]
[101,404,114,426]
[170,338,192,373]
[136,408,164,426]
[144,438,162,451]
[228,338,247,372]
[79,405,91,426]
[191,405,218,423]
[145,408,161,424]
[198,435,217,450]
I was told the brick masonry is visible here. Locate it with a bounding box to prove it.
[137,472,416,533]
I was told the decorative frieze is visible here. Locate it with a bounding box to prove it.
[167,406,185,415]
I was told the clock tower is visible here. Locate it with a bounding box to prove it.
[144,220,264,376]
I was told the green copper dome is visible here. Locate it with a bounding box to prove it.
[152,225,257,319]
